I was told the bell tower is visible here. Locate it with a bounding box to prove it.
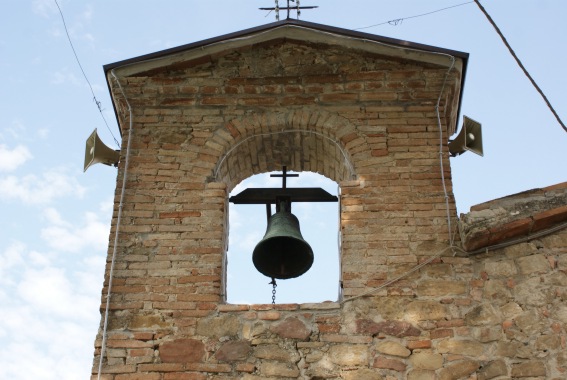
[94,20,471,379]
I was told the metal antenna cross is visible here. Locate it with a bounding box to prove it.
[259,0,318,21]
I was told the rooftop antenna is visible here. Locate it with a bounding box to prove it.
[260,0,318,21]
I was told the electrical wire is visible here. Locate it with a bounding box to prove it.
[340,245,459,304]
[53,0,120,147]
[473,0,567,134]
[96,70,134,380]
[436,56,457,247]
[355,1,474,31]
[354,0,566,134]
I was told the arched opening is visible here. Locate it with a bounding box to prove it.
[212,111,361,304]
[226,170,340,304]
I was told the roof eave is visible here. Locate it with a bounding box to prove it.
[104,19,468,74]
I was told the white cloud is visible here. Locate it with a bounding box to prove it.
[37,128,50,139]
[16,264,100,320]
[0,237,103,380]
[235,230,263,252]
[229,180,247,196]
[47,26,63,38]
[28,250,52,267]
[82,4,93,21]
[294,201,314,215]
[77,255,106,292]
[43,207,69,226]
[68,4,97,44]
[100,198,114,214]
[37,1,96,48]
[0,144,33,172]
[0,301,98,380]
[0,168,86,204]
[18,266,73,315]
[228,205,244,228]
[32,0,58,18]
[41,209,109,253]
[1,119,27,140]
[50,68,81,85]
[0,242,26,287]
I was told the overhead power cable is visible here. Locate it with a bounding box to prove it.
[473,0,567,134]
[355,1,473,30]
[53,0,120,146]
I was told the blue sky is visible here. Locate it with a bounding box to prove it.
[1,1,566,379]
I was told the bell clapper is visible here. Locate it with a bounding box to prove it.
[270,277,277,304]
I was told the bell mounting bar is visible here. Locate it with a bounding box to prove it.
[229,187,337,204]
[229,166,338,204]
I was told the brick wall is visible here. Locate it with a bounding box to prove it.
[93,25,566,379]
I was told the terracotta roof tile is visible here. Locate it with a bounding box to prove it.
[460,182,567,252]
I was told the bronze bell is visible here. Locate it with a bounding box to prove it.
[252,206,314,280]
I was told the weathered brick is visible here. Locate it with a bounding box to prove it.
[115,374,161,380]
[159,339,205,363]
[271,317,311,340]
[215,340,251,362]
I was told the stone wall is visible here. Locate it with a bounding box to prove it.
[93,25,565,379]
[94,227,567,379]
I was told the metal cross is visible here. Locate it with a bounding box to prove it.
[270,166,298,190]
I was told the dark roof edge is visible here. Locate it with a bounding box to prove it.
[103,19,469,73]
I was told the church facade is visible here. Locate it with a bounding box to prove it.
[93,20,567,379]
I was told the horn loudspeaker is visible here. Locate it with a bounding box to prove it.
[449,116,483,157]
[84,128,120,172]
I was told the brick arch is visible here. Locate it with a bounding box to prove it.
[211,109,362,191]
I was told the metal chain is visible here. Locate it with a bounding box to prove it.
[270,278,277,304]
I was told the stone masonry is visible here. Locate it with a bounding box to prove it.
[93,21,566,379]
